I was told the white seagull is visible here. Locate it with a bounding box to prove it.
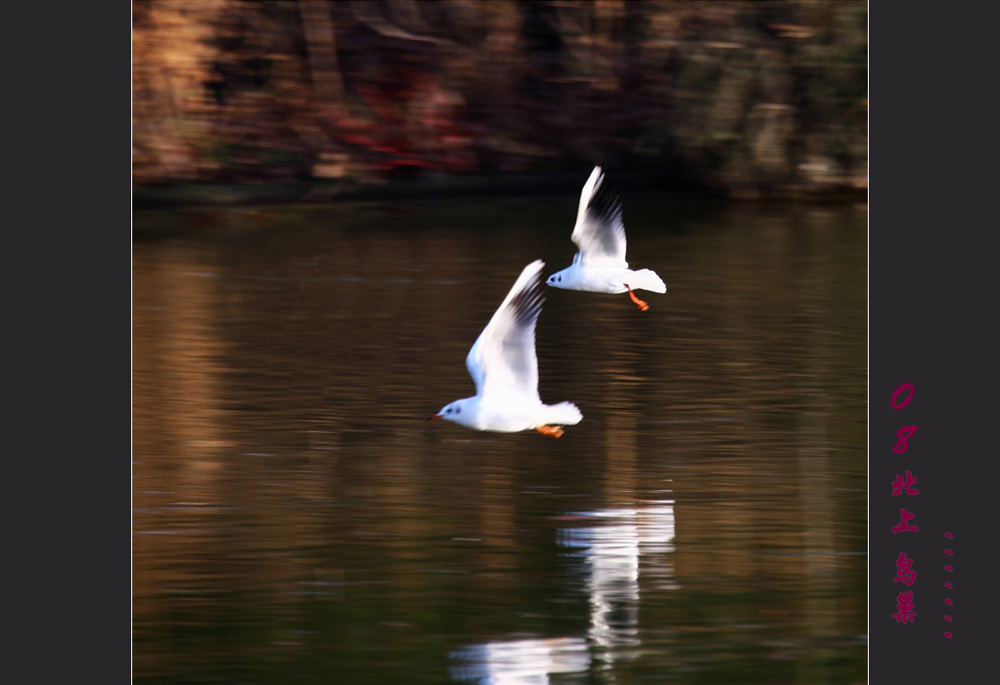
[546,166,667,310]
[430,259,583,437]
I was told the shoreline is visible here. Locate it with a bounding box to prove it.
[133,171,867,212]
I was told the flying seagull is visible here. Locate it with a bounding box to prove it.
[430,260,583,437]
[546,166,667,310]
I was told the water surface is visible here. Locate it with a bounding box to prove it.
[133,193,867,683]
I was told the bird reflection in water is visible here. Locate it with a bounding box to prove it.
[449,500,676,682]
[559,500,677,671]
[449,636,590,684]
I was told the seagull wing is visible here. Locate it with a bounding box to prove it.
[570,166,628,267]
[466,260,545,402]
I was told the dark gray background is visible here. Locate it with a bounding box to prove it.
[871,4,998,681]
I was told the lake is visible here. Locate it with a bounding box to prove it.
[132,190,867,683]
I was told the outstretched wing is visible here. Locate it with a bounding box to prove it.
[570,166,628,267]
[466,260,545,402]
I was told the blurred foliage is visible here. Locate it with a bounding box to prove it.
[132,0,867,197]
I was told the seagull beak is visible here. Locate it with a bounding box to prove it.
[428,414,442,421]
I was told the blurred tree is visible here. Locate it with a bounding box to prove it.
[132,0,867,197]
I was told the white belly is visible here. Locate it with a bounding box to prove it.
[474,399,544,432]
[567,266,630,294]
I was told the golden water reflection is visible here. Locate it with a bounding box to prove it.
[133,198,866,683]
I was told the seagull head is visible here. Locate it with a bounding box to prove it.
[429,398,476,427]
[546,268,571,289]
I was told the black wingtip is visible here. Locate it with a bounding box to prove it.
[509,263,545,326]
[587,171,623,225]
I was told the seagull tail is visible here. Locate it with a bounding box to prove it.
[542,402,584,427]
[629,269,667,294]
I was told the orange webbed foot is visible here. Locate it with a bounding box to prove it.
[626,285,649,311]
[535,425,564,438]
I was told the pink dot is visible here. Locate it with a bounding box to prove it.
[945,615,953,622]
[945,632,953,638]
[945,582,953,588]
[945,565,953,572]
[945,599,953,605]
[945,532,953,538]
[945,548,953,555]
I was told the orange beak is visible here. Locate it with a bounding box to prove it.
[428,415,442,421]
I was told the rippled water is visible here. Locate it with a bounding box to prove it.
[132,193,867,684]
